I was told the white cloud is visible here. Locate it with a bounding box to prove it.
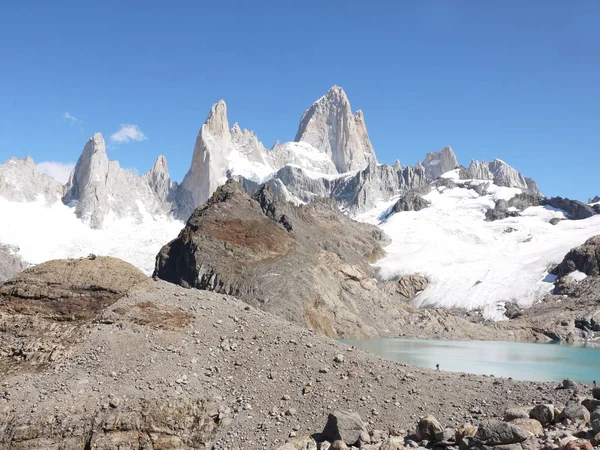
[62,112,81,125]
[110,124,147,143]
[37,161,76,184]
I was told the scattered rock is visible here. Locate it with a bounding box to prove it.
[416,414,443,442]
[322,410,367,446]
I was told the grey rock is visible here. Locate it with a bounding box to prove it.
[388,191,431,215]
[530,404,554,426]
[594,388,600,400]
[485,192,542,222]
[592,410,600,434]
[321,410,367,446]
[504,407,531,422]
[63,133,173,228]
[416,414,443,442]
[559,402,590,424]
[582,397,600,412]
[471,419,530,445]
[542,197,596,220]
[0,156,64,203]
[269,141,337,175]
[589,196,600,204]
[563,378,578,390]
[462,159,540,195]
[422,146,458,180]
[294,86,377,173]
[551,235,600,278]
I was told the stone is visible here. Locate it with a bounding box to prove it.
[562,440,593,450]
[415,414,443,442]
[559,403,590,424]
[591,410,600,434]
[321,410,367,446]
[509,418,544,437]
[582,397,600,412]
[504,407,531,421]
[455,423,477,444]
[275,436,318,450]
[330,440,348,450]
[563,379,577,390]
[530,404,555,426]
[472,420,530,446]
[593,388,600,400]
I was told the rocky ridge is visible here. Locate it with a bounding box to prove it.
[0,156,64,204]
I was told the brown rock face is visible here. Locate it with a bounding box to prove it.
[0,256,150,320]
[154,180,390,338]
[0,256,150,378]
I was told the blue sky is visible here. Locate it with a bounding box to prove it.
[0,0,598,200]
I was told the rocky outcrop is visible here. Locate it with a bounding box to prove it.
[552,235,600,278]
[485,192,542,221]
[389,191,431,215]
[63,133,174,228]
[0,156,64,203]
[0,244,27,283]
[294,86,377,173]
[394,274,428,299]
[422,146,458,180]
[154,180,393,338]
[462,159,540,194]
[0,256,150,320]
[542,197,597,220]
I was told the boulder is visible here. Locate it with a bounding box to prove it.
[559,403,590,424]
[504,407,531,422]
[455,423,477,444]
[591,410,600,434]
[321,410,367,446]
[395,274,428,299]
[330,441,348,450]
[508,418,543,437]
[530,404,555,426]
[416,414,443,442]
[582,397,600,412]
[593,388,600,400]
[472,420,531,446]
[563,379,578,390]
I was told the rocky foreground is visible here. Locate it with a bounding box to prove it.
[0,256,596,449]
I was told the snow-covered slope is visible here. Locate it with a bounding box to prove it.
[0,195,183,275]
[357,171,600,320]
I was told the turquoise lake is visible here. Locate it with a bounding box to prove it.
[340,338,600,383]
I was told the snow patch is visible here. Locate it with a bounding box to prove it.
[0,197,183,275]
[566,270,588,282]
[357,182,600,321]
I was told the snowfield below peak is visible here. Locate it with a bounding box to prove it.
[0,196,183,275]
[357,180,600,321]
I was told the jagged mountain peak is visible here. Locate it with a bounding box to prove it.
[294,86,377,173]
[422,146,458,180]
[204,100,229,136]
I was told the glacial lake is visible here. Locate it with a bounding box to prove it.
[340,338,600,383]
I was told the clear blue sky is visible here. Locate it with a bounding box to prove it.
[0,0,598,200]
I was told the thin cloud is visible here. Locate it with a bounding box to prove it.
[62,112,81,125]
[110,124,147,143]
[37,161,76,184]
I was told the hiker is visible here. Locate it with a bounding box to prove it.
[436,364,440,371]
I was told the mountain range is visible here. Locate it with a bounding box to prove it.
[1,85,598,320]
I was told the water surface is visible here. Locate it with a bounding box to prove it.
[341,338,600,383]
